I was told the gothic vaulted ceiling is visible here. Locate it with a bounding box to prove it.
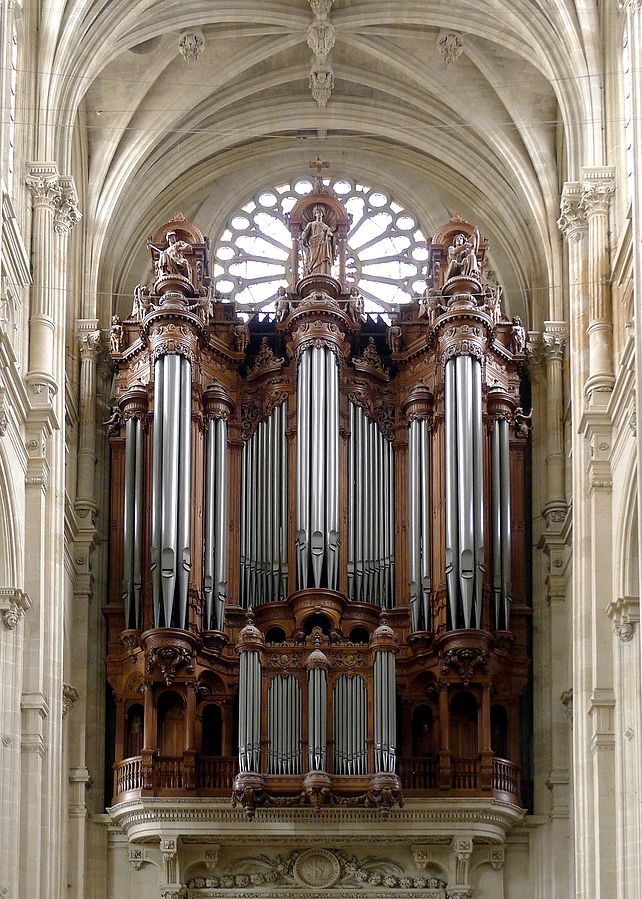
[38,1,601,325]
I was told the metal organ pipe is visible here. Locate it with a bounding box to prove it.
[445,356,484,629]
[307,655,328,771]
[203,416,229,630]
[374,650,397,774]
[122,415,143,629]
[268,675,301,775]
[239,402,288,607]
[238,648,262,773]
[150,354,192,629]
[296,347,339,590]
[491,417,512,629]
[348,402,395,608]
[333,675,367,775]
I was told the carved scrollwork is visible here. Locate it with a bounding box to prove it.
[440,647,488,686]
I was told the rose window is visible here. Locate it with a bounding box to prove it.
[213,178,429,313]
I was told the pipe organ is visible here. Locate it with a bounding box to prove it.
[105,194,531,820]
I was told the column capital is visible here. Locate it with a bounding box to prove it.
[580,166,615,216]
[25,163,81,233]
[542,320,567,361]
[75,319,102,359]
[619,0,642,12]
[557,182,586,241]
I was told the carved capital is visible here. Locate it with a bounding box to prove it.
[25,166,81,233]
[489,846,505,870]
[25,165,62,211]
[619,0,642,13]
[557,183,586,240]
[542,321,567,362]
[580,168,615,217]
[53,177,82,234]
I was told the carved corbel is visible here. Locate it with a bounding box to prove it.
[450,836,474,886]
[606,596,639,642]
[0,587,31,630]
[62,683,79,718]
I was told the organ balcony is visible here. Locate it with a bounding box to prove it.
[104,193,531,819]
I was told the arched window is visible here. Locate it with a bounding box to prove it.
[213,178,428,313]
[622,25,634,205]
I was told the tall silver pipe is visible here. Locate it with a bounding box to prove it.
[151,359,164,626]
[387,437,395,608]
[310,348,326,586]
[248,433,257,600]
[204,419,216,626]
[445,359,459,629]
[308,664,327,771]
[471,359,484,627]
[355,406,364,601]
[279,401,288,598]
[326,350,339,590]
[296,351,310,587]
[491,421,502,628]
[177,357,192,629]
[133,417,143,629]
[420,419,430,628]
[455,355,475,628]
[499,417,512,627]
[215,418,228,630]
[363,411,372,600]
[123,416,135,628]
[348,402,355,599]
[270,411,279,600]
[160,354,180,627]
[239,440,247,606]
[408,419,420,629]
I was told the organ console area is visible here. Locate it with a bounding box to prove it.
[105,182,530,819]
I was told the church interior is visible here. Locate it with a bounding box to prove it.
[0,2,641,898]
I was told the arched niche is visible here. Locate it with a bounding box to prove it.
[156,690,186,757]
[412,704,436,757]
[125,703,144,759]
[449,691,479,759]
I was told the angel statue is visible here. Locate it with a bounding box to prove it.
[149,231,193,282]
[444,229,480,281]
[300,205,336,277]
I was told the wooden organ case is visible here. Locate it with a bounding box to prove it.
[105,191,531,819]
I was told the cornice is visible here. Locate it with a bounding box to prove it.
[108,797,525,846]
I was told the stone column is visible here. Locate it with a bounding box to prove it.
[581,167,615,400]
[542,322,567,524]
[21,164,80,899]
[622,7,642,899]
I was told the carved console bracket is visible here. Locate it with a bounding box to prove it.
[0,587,31,629]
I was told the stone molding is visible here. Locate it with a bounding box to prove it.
[0,587,31,629]
[108,797,525,846]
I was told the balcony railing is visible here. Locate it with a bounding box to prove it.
[113,753,520,805]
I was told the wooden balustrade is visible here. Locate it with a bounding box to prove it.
[113,753,520,804]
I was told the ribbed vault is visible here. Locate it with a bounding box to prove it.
[29,0,603,326]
